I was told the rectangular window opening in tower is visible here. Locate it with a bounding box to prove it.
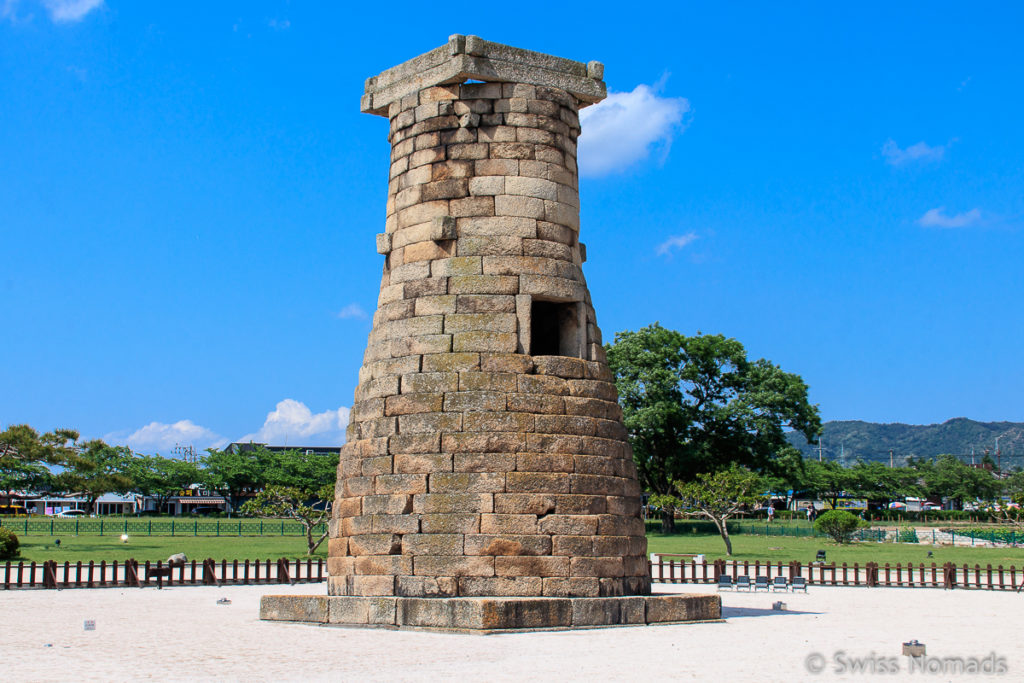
[530,299,582,358]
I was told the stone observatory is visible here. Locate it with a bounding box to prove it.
[261,35,720,631]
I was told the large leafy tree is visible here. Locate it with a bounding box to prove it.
[606,324,821,531]
[917,454,1000,506]
[848,461,921,505]
[201,447,269,513]
[0,425,81,495]
[237,447,337,553]
[129,455,202,513]
[261,448,338,490]
[52,440,134,514]
[203,446,338,514]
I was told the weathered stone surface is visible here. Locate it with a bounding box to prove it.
[259,595,328,623]
[329,37,647,602]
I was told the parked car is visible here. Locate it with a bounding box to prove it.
[922,504,943,511]
[55,510,87,517]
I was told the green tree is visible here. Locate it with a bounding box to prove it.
[814,509,868,544]
[201,447,269,513]
[919,454,1000,507]
[202,446,338,514]
[241,484,333,555]
[606,324,821,532]
[52,440,134,514]
[261,448,338,491]
[129,454,202,514]
[0,424,80,495]
[848,461,920,506]
[799,460,853,510]
[236,448,337,554]
[670,465,766,555]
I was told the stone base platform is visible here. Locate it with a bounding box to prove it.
[260,593,720,633]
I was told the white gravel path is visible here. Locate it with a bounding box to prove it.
[3,582,1021,681]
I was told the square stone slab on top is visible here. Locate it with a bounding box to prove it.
[360,34,607,116]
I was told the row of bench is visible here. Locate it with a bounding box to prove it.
[718,575,808,592]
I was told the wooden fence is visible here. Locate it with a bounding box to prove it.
[1,557,325,590]
[650,558,1024,591]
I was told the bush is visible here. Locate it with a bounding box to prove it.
[814,510,868,544]
[897,527,919,543]
[0,526,20,559]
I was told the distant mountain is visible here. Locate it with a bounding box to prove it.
[786,418,1024,467]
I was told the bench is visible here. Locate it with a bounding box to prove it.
[655,554,698,562]
[148,565,178,589]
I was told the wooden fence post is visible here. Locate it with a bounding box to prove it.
[943,562,955,590]
[43,560,57,589]
[126,559,139,588]
[277,558,291,584]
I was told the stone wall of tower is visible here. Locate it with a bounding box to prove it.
[328,80,650,599]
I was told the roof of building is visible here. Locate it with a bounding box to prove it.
[224,442,340,455]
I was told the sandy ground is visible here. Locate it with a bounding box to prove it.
[3,582,1021,682]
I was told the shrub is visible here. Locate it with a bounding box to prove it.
[0,526,19,559]
[814,510,869,544]
[897,527,919,543]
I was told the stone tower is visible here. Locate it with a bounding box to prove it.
[262,36,720,631]
[327,35,650,601]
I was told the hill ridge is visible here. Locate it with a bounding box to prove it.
[786,418,1024,468]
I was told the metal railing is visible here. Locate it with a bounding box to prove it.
[0,518,327,537]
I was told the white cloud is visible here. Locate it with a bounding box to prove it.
[42,0,102,22]
[237,399,350,447]
[656,232,698,257]
[578,82,690,177]
[336,303,368,320]
[109,420,226,453]
[267,17,290,30]
[918,207,982,228]
[881,139,949,166]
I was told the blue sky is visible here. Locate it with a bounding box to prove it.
[2,1,1022,451]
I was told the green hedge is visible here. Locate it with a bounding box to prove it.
[941,527,1021,544]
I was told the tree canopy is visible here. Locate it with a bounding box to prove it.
[673,465,766,555]
[606,324,821,530]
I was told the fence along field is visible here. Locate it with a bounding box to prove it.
[653,558,1024,591]
[5,556,1022,592]
[3,517,327,537]
[2,556,325,590]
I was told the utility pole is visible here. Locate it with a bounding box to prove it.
[996,436,1002,473]
[889,448,894,469]
[818,439,824,462]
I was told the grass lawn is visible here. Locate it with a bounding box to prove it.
[647,532,1024,567]
[12,535,325,563]
[9,527,1024,567]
